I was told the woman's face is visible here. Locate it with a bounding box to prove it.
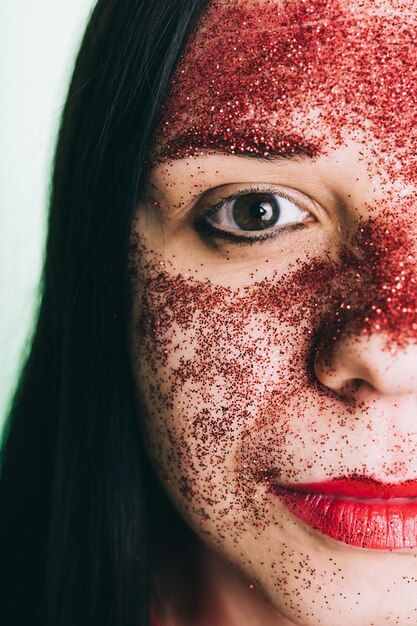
[130,0,417,623]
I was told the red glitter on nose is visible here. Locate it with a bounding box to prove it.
[304,219,417,350]
[245,214,417,352]
[333,221,417,345]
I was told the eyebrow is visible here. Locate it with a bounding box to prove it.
[238,143,318,163]
[154,131,320,164]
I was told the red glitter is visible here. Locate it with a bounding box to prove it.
[155,0,417,183]
[130,1,417,621]
[131,209,417,460]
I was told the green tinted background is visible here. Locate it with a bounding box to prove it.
[0,1,95,438]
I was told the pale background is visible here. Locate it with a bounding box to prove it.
[0,0,95,437]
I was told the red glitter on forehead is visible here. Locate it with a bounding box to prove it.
[155,0,417,177]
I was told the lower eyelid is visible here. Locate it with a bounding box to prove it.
[194,215,309,246]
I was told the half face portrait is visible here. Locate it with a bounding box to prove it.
[129,1,417,624]
[3,2,417,626]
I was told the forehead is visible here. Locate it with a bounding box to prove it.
[155,0,417,179]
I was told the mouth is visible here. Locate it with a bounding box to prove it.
[267,477,417,550]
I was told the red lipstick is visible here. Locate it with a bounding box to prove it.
[268,478,417,550]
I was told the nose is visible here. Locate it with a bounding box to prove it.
[314,334,417,397]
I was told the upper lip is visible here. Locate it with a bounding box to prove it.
[269,477,417,499]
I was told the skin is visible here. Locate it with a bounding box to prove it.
[130,1,417,624]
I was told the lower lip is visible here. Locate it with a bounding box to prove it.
[270,486,417,550]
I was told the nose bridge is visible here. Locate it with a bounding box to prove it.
[328,216,417,346]
[312,214,417,396]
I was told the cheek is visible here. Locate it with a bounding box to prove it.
[129,213,417,540]
[130,247,320,538]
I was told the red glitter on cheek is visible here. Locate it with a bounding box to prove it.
[129,212,417,491]
[129,211,417,618]
[154,0,417,183]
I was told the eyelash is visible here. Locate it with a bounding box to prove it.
[193,186,311,245]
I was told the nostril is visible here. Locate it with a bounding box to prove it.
[314,333,417,398]
[339,378,373,403]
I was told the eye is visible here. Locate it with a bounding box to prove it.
[198,189,314,242]
[208,191,309,233]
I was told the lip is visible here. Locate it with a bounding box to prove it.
[267,477,417,550]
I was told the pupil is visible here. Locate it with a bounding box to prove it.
[250,204,269,219]
[232,193,280,231]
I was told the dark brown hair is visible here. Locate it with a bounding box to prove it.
[0,1,209,624]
